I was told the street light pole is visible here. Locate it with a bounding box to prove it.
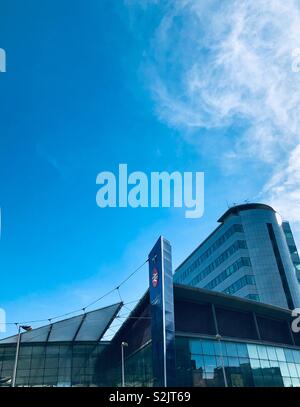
[216,334,228,388]
[11,324,32,388]
[11,325,21,388]
[121,342,128,387]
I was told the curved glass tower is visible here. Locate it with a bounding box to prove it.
[174,203,300,309]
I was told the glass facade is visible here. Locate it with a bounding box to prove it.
[175,337,300,387]
[204,257,251,290]
[174,224,244,284]
[105,343,153,387]
[0,342,107,387]
[188,241,248,287]
[223,275,256,295]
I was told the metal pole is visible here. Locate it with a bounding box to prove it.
[216,334,228,387]
[121,342,128,387]
[11,325,21,387]
[121,344,125,387]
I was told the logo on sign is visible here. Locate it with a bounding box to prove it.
[152,268,159,288]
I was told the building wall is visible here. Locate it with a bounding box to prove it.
[174,205,300,309]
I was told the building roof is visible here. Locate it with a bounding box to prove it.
[173,283,292,319]
[110,283,295,349]
[0,302,122,344]
[218,203,275,223]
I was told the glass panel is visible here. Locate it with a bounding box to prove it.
[17,357,31,370]
[284,349,294,363]
[288,363,298,377]
[292,377,300,387]
[45,357,59,369]
[213,341,227,356]
[250,358,260,369]
[266,347,277,361]
[202,340,215,355]
[260,359,270,369]
[228,357,239,367]
[238,357,249,366]
[279,362,290,376]
[247,344,259,359]
[269,359,279,368]
[189,339,202,355]
[225,342,237,357]
[236,343,248,358]
[75,303,121,341]
[283,376,293,387]
[19,346,32,356]
[21,325,51,343]
[275,348,286,362]
[257,345,268,360]
[191,354,204,370]
[203,355,217,372]
[48,315,83,342]
[292,350,300,364]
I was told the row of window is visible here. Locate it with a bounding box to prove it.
[204,257,251,290]
[175,224,244,283]
[176,338,300,387]
[246,294,260,301]
[0,344,103,386]
[189,240,248,287]
[289,245,299,256]
[223,275,256,295]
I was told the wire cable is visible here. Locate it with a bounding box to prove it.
[1,258,149,329]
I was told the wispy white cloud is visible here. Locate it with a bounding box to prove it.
[132,0,300,234]
[262,145,300,234]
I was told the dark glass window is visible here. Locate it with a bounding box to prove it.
[216,307,258,340]
[257,316,293,345]
[174,301,216,335]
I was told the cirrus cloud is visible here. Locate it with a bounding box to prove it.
[131,0,300,233]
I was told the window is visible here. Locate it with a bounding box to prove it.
[247,344,259,359]
[266,347,277,361]
[190,241,248,287]
[189,340,202,355]
[175,224,244,283]
[205,257,252,290]
[223,275,256,295]
[202,341,215,356]
[246,294,260,301]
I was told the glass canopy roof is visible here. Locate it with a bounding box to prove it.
[0,302,122,344]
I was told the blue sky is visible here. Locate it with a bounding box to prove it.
[1,0,300,338]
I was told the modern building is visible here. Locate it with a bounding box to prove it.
[103,284,300,387]
[1,285,300,387]
[174,203,300,310]
[2,228,300,388]
[0,303,122,387]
